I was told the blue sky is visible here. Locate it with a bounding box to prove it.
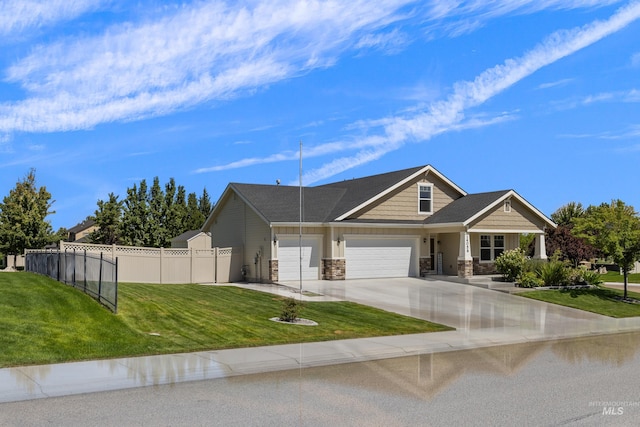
[1,1,639,231]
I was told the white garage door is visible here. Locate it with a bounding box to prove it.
[278,237,321,281]
[345,237,418,279]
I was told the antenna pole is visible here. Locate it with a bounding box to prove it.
[299,140,303,297]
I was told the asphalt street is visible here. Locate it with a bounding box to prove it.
[1,332,639,426]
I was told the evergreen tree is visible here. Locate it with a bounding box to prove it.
[121,180,149,247]
[171,185,188,238]
[185,192,205,231]
[198,187,213,219]
[89,193,123,245]
[147,177,166,247]
[0,169,55,266]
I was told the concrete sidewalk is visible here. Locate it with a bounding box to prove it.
[2,278,640,404]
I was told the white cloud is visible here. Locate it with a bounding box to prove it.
[271,1,640,184]
[423,0,625,37]
[537,78,574,90]
[0,0,103,37]
[0,0,415,135]
[355,29,410,54]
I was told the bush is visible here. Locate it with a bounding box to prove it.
[536,259,570,286]
[495,248,527,282]
[279,297,303,322]
[579,269,603,287]
[518,271,544,288]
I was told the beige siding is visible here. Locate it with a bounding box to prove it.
[209,191,271,281]
[470,198,545,231]
[210,193,246,248]
[244,205,271,282]
[355,173,461,221]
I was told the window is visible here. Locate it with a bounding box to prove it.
[418,184,433,214]
[480,234,505,261]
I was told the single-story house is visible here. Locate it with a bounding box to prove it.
[170,230,212,249]
[202,164,555,282]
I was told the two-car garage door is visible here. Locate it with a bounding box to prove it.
[345,237,418,279]
[278,235,418,281]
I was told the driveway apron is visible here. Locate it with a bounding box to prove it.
[293,277,640,338]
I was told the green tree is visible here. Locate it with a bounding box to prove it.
[573,200,640,300]
[0,169,55,266]
[185,191,205,231]
[170,185,188,238]
[147,177,166,247]
[90,193,123,245]
[198,187,213,219]
[121,180,149,247]
[551,202,585,227]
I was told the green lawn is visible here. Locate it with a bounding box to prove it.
[0,272,452,368]
[521,287,640,318]
[599,271,640,284]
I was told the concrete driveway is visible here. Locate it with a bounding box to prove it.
[283,277,640,337]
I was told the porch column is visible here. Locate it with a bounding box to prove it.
[533,233,547,260]
[457,231,473,278]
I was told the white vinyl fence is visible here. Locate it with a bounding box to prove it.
[58,241,242,284]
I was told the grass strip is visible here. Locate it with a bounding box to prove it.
[520,287,640,318]
[0,273,452,367]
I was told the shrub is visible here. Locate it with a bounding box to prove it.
[580,269,603,287]
[279,297,303,322]
[536,259,570,286]
[518,271,544,288]
[495,248,527,282]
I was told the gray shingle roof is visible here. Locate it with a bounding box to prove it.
[424,190,511,224]
[231,165,426,223]
[228,167,512,225]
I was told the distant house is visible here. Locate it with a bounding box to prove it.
[170,230,212,249]
[202,164,555,283]
[67,218,97,243]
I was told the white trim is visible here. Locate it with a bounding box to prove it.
[464,190,556,228]
[479,234,505,262]
[417,182,434,215]
[469,228,545,234]
[335,165,467,221]
[328,222,425,229]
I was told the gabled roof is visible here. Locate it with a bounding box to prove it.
[68,218,96,233]
[172,230,207,242]
[321,164,466,221]
[425,190,511,225]
[203,165,553,229]
[425,189,556,228]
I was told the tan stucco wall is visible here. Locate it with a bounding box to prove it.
[353,173,462,221]
[469,198,546,231]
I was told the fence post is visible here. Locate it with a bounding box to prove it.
[72,249,76,287]
[98,252,103,305]
[114,257,119,314]
[190,248,194,284]
[160,247,164,284]
[83,250,87,292]
[214,247,218,284]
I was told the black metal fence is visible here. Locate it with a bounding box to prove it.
[26,249,118,313]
